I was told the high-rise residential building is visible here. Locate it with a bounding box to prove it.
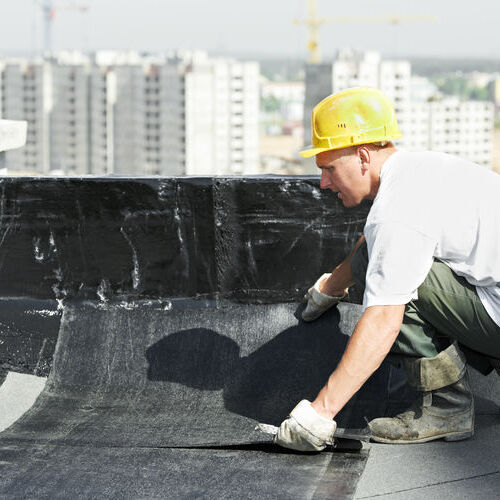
[160,58,187,176]
[429,99,493,167]
[103,51,259,176]
[88,64,116,175]
[0,51,259,176]
[304,63,335,154]
[90,51,146,175]
[303,50,493,168]
[332,50,380,90]
[405,84,493,167]
[50,52,91,175]
[182,54,259,175]
[378,59,411,149]
[1,59,51,173]
[92,51,183,176]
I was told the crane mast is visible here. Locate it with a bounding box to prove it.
[41,0,53,54]
[36,0,89,53]
[293,0,325,64]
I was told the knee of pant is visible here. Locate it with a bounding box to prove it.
[350,240,368,288]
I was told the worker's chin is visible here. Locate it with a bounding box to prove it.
[340,197,355,207]
[336,192,359,208]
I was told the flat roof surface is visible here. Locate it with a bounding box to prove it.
[0,304,499,498]
[2,371,498,498]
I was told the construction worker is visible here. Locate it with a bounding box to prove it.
[274,87,500,451]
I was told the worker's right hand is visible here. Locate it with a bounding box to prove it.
[302,273,347,322]
[274,400,337,452]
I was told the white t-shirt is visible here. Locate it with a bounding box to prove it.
[363,150,500,327]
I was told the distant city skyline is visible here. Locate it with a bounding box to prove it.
[1,0,500,60]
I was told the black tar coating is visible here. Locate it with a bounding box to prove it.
[0,302,392,498]
[0,176,369,304]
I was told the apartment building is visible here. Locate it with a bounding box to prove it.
[108,52,259,176]
[429,99,492,167]
[0,51,259,176]
[50,52,90,175]
[1,59,51,173]
[88,64,116,175]
[304,62,335,152]
[183,55,259,175]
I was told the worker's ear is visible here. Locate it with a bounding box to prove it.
[357,146,370,174]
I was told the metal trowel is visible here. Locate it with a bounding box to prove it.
[256,422,371,443]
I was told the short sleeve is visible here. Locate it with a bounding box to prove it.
[363,222,438,308]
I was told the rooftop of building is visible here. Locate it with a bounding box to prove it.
[0,119,499,499]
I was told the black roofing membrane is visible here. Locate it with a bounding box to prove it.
[0,302,395,497]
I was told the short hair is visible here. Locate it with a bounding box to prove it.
[366,141,391,149]
[344,141,392,155]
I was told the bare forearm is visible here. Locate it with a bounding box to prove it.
[321,235,365,296]
[311,304,404,419]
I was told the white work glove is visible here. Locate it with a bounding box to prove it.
[274,400,337,452]
[302,273,347,322]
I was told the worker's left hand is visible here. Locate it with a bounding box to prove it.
[302,274,347,322]
[274,400,337,452]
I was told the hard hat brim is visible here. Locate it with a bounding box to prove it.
[298,146,329,158]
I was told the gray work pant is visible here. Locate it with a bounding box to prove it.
[350,241,500,374]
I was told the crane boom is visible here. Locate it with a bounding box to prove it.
[293,1,438,63]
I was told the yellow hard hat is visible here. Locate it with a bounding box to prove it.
[299,87,402,158]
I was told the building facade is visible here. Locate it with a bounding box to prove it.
[1,59,51,174]
[50,53,91,175]
[0,51,259,176]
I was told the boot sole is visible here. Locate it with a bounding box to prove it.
[371,429,474,444]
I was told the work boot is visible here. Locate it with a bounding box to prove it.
[369,342,474,444]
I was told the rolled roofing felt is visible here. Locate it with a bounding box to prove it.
[0,301,393,497]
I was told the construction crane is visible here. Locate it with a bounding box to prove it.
[35,0,89,53]
[293,0,437,63]
[293,0,323,64]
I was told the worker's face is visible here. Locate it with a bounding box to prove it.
[316,147,370,207]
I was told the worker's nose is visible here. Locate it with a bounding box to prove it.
[320,170,331,189]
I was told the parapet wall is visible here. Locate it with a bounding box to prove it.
[0,176,369,377]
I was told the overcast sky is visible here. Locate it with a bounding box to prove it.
[1,0,499,60]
